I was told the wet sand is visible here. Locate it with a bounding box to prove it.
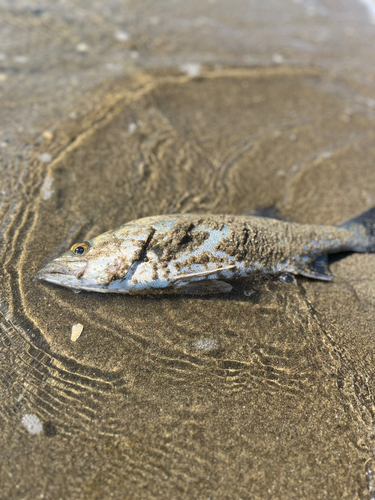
[1,2,375,499]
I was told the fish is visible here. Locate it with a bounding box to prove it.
[37,208,375,295]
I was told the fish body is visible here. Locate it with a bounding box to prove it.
[37,209,375,294]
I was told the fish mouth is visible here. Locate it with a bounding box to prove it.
[37,260,88,284]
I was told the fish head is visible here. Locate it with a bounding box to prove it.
[37,224,154,292]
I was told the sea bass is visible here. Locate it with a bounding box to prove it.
[37,208,375,294]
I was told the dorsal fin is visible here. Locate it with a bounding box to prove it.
[251,206,283,220]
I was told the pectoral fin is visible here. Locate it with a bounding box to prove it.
[299,255,333,281]
[171,265,236,281]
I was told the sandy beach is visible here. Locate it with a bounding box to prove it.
[1,1,375,499]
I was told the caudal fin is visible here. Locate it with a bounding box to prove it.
[340,206,375,252]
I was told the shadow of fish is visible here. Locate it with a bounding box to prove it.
[37,207,375,294]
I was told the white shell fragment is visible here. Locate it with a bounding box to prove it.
[21,414,43,435]
[71,323,84,342]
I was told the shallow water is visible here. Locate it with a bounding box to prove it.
[1,2,375,499]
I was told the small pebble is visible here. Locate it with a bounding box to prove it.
[105,62,123,72]
[128,123,137,134]
[279,273,296,285]
[272,53,284,64]
[39,153,52,163]
[76,43,89,53]
[115,30,130,42]
[14,55,28,64]
[194,338,218,351]
[42,130,53,140]
[71,323,84,342]
[41,176,54,200]
[179,63,201,78]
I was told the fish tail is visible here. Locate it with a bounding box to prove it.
[340,206,375,252]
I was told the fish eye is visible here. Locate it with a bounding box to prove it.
[71,242,90,255]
